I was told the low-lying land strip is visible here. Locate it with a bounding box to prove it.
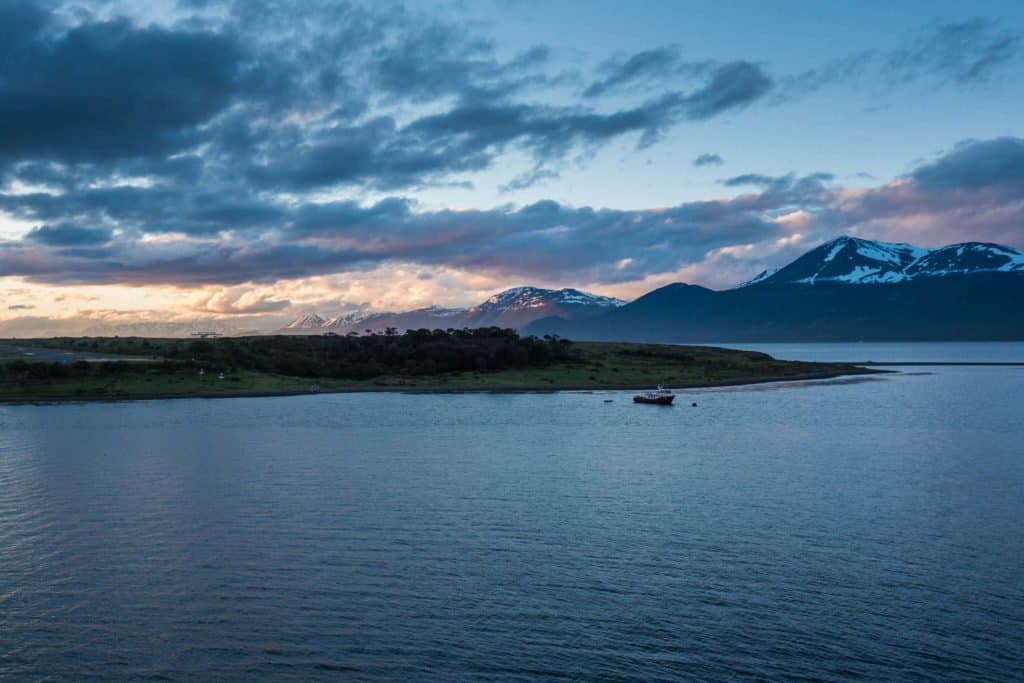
[0,330,875,402]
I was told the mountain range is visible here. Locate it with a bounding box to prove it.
[48,237,1019,341]
[278,287,625,335]
[525,237,1024,342]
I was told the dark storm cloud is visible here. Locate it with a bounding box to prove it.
[2,155,206,191]
[292,197,414,236]
[371,22,551,103]
[246,95,705,191]
[587,52,773,118]
[694,154,723,167]
[886,19,1020,85]
[721,174,779,187]
[260,61,771,190]
[592,19,1021,114]
[2,0,984,207]
[5,137,1024,288]
[0,6,244,166]
[499,165,560,192]
[180,12,774,193]
[0,185,287,236]
[910,137,1024,191]
[26,223,113,246]
[773,54,870,102]
[776,18,1021,100]
[583,46,695,98]
[680,61,773,120]
[407,98,683,155]
[807,138,1024,246]
[1,0,550,192]
[0,1,47,52]
[721,172,834,190]
[0,147,879,290]
[1,2,1022,296]
[242,115,488,191]
[0,189,797,286]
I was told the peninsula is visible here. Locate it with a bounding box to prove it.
[0,330,874,402]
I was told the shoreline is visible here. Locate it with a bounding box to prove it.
[847,361,1024,366]
[0,368,883,405]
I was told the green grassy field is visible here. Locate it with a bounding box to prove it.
[0,368,314,399]
[0,339,872,400]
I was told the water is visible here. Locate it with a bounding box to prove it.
[1,345,1022,681]
[711,341,1024,363]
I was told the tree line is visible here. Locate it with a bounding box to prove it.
[5,328,581,381]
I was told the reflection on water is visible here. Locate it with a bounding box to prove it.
[710,341,1024,363]
[1,350,1022,680]
[693,374,892,393]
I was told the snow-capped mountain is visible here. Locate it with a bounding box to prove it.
[321,306,467,334]
[277,287,625,334]
[460,287,625,329]
[284,313,327,330]
[526,235,1024,342]
[752,237,927,285]
[750,236,1024,286]
[322,311,373,329]
[477,287,624,311]
[905,242,1024,278]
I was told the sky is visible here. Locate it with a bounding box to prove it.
[1,0,1023,334]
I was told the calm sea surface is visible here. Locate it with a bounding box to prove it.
[1,343,1022,681]
[712,341,1024,363]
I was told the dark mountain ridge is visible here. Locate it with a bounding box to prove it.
[526,237,1024,342]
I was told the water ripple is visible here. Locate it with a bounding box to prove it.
[1,367,1022,680]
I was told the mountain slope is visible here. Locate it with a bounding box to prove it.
[284,314,327,330]
[905,242,1024,277]
[756,236,927,285]
[460,287,624,329]
[754,236,1024,286]
[528,274,1024,342]
[323,306,467,334]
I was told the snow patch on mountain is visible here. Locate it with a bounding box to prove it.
[853,240,927,266]
[421,305,466,316]
[823,241,846,263]
[752,236,1023,286]
[906,242,1024,277]
[477,287,624,312]
[285,313,326,329]
[278,287,625,334]
[741,268,779,287]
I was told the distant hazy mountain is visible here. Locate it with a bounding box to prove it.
[458,287,625,329]
[284,314,327,330]
[277,287,625,334]
[322,306,467,335]
[76,319,261,338]
[525,237,1024,342]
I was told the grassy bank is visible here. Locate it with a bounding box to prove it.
[0,334,873,402]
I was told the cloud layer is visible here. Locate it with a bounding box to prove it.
[0,1,1022,331]
[3,137,1024,293]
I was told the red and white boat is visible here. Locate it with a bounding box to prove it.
[633,386,675,405]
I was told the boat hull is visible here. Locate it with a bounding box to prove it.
[633,395,674,405]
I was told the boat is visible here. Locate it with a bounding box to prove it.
[633,386,675,405]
